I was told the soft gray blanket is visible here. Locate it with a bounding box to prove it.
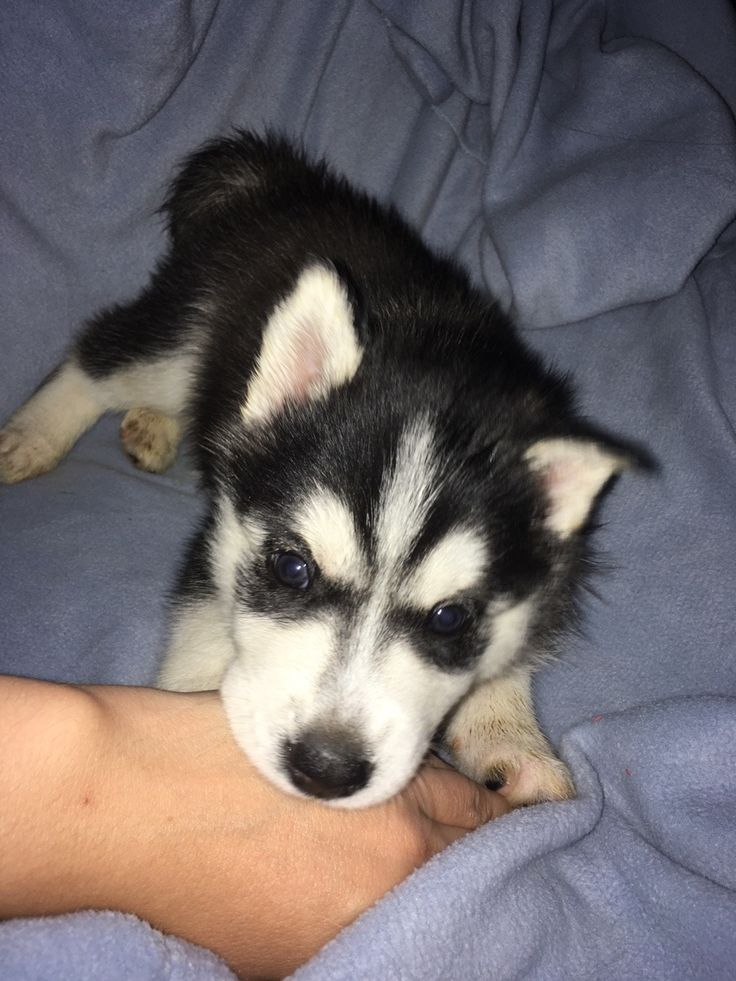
[1,2,735,979]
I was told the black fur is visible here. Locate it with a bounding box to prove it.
[75,130,642,675]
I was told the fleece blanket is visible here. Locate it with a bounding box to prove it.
[1,1,735,978]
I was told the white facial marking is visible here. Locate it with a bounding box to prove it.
[221,613,337,795]
[241,263,363,424]
[333,416,444,728]
[207,418,542,809]
[295,488,367,587]
[210,496,266,602]
[374,416,440,574]
[214,417,479,807]
[402,528,488,610]
[321,636,471,808]
[478,595,537,680]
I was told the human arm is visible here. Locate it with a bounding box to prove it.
[0,676,508,979]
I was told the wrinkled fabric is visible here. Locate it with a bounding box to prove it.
[0,912,233,981]
[1,2,735,979]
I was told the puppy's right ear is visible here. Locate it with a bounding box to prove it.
[525,437,631,538]
[241,263,363,425]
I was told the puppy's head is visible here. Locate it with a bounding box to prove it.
[211,262,631,807]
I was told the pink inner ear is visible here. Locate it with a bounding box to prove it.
[541,460,579,502]
[289,325,327,402]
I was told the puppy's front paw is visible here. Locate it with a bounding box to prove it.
[446,673,575,808]
[468,740,573,807]
[120,408,180,473]
[0,426,61,483]
[451,731,575,808]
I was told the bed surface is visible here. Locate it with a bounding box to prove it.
[1,2,735,978]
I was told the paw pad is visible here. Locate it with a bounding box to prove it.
[119,409,180,473]
[0,427,60,483]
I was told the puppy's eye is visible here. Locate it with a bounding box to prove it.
[427,603,469,637]
[271,551,311,590]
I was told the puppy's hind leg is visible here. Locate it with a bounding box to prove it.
[1,288,195,483]
[120,408,182,474]
[0,359,105,483]
[0,349,190,483]
[0,297,151,483]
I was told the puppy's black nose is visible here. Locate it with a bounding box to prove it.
[284,732,373,800]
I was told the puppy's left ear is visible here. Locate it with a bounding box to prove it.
[525,437,633,537]
[241,262,363,424]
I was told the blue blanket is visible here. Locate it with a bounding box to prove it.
[2,2,735,978]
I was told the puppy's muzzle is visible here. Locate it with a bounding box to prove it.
[284,730,374,800]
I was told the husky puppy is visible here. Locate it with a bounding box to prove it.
[0,132,638,808]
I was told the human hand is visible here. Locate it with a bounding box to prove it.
[94,688,510,978]
[0,681,509,980]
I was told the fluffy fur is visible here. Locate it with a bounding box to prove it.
[0,132,643,808]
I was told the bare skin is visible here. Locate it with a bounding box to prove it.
[0,676,509,979]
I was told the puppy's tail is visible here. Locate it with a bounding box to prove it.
[162,129,315,244]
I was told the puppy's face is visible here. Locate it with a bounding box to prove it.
[210,263,627,806]
[215,418,540,806]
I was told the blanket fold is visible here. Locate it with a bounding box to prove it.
[1,1,735,979]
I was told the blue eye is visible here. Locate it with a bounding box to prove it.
[428,603,469,636]
[272,551,311,590]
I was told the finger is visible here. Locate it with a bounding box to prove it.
[424,789,510,853]
[412,765,511,830]
[425,822,471,855]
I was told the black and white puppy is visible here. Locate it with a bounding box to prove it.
[0,132,639,808]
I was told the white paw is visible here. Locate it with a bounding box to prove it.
[120,408,180,473]
[0,426,62,483]
[451,733,575,808]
